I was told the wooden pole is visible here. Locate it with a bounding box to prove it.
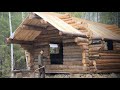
[9,12,14,78]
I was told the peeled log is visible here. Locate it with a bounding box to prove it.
[95,59,120,64]
[96,69,120,73]
[99,53,120,56]
[75,37,88,43]
[96,63,120,70]
[100,56,120,59]
[77,42,89,46]
[89,47,101,52]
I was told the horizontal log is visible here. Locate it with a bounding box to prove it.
[64,56,82,58]
[46,26,57,30]
[77,42,89,46]
[96,69,120,73]
[100,56,120,59]
[62,18,73,22]
[99,53,120,56]
[89,47,101,52]
[46,65,84,71]
[63,61,82,65]
[64,52,82,55]
[63,39,75,43]
[95,64,120,70]
[99,50,120,53]
[89,52,99,55]
[63,58,82,61]
[63,46,81,49]
[89,54,100,57]
[21,24,47,31]
[6,38,34,45]
[65,20,76,24]
[64,49,82,53]
[59,14,71,19]
[75,37,88,43]
[114,48,120,50]
[89,44,103,48]
[95,59,120,64]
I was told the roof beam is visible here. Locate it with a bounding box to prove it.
[6,38,34,45]
[21,24,48,31]
[59,31,87,38]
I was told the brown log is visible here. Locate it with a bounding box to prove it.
[95,59,120,64]
[63,39,75,43]
[89,44,103,48]
[100,56,120,59]
[64,56,82,58]
[47,26,57,30]
[63,58,82,61]
[63,61,82,65]
[89,54,100,57]
[96,63,120,70]
[6,38,34,45]
[63,49,82,53]
[89,47,101,52]
[62,18,73,22]
[34,42,49,46]
[96,69,120,73]
[65,20,76,24]
[77,42,89,46]
[63,46,81,49]
[59,14,71,19]
[64,52,82,55]
[99,53,120,56]
[75,37,88,43]
[99,50,120,53]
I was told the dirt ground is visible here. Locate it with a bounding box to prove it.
[45,73,120,78]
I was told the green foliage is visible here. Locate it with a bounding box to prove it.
[0,12,28,78]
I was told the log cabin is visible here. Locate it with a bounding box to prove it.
[6,12,120,77]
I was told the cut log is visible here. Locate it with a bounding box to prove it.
[63,61,82,65]
[63,39,75,43]
[89,47,101,52]
[100,56,120,59]
[99,53,120,56]
[95,59,120,64]
[63,58,82,61]
[75,37,88,43]
[96,69,120,73]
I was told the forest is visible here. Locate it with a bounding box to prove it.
[0,12,120,78]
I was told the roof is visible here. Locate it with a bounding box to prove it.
[8,12,120,43]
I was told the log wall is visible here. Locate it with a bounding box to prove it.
[63,37,82,63]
